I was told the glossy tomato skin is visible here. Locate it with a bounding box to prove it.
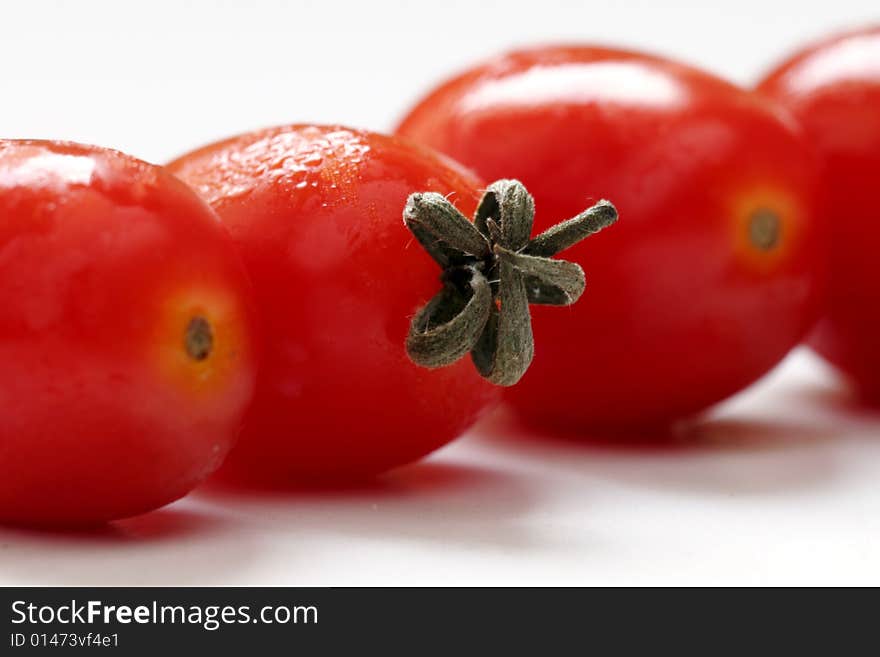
[397,46,826,431]
[758,27,880,403]
[0,141,257,525]
[168,126,500,480]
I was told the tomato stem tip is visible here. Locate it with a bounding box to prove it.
[185,316,214,361]
[748,208,782,251]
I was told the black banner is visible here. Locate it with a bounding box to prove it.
[0,587,866,653]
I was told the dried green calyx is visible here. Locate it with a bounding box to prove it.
[404,179,617,386]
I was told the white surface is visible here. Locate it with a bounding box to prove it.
[1,0,877,162]
[2,349,880,586]
[2,1,879,586]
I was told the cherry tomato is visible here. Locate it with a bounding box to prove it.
[0,140,257,525]
[396,46,826,432]
[758,27,880,403]
[168,125,500,480]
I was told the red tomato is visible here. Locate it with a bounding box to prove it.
[0,140,257,524]
[397,46,826,432]
[758,27,880,403]
[168,125,500,480]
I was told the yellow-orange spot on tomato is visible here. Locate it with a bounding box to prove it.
[152,286,250,397]
[730,185,803,272]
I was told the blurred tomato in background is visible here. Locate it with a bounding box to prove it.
[398,46,828,433]
[758,26,880,404]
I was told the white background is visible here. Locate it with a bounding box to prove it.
[1,0,879,586]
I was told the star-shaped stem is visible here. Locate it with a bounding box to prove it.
[404,179,618,386]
